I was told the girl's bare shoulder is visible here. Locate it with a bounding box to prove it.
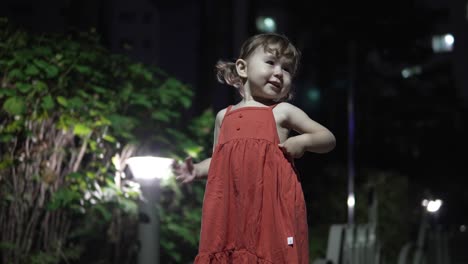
[272,102,297,125]
[215,107,228,126]
[274,102,302,116]
[273,102,314,127]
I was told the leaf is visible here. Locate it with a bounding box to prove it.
[25,65,40,76]
[0,134,14,143]
[86,171,96,180]
[56,96,68,107]
[75,65,92,74]
[117,198,138,215]
[108,114,136,131]
[8,69,24,79]
[151,111,170,122]
[179,95,192,108]
[33,46,52,56]
[0,88,15,97]
[103,134,116,143]
[32,80,48,91]
[0,157,14,169]
[45,65,59,78]
[68,96,84,108]
[33,59,50,69]
[66,172,82,179]
[90,85,107,94]
[16,82,32,93]
[41,95,55,110]
[94,204,112,221]
[129,63,153,81]
[13,50,33,62]
[93,100,107,110]
[184,145,203,158]
[94,116,111,126]
[130,94,152,108]
[3,97,25,115]
[78,51,97,62]
[89,140,97,151]
[121,82,133,101]
[48,188,81,210]
[73,124,92,136]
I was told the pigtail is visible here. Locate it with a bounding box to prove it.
[215,60,243,89]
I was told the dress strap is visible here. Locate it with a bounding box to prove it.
[225,105,233,114]
[269,103,279,109]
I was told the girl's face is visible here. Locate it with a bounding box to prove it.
[243,44,293,101]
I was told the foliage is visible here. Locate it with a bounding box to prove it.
[0,17,214,263]
[159,108,214,263]
[358,169,410,263]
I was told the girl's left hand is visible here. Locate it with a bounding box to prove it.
[278,137,305,159]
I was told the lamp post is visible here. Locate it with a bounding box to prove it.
[347,39,357,225]
[413,198,443,264]
[126,156,173,264]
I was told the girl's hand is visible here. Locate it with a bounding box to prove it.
[172,156,197,184]
[278,137,306,159]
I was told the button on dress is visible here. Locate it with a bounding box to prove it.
[194,104,309,264]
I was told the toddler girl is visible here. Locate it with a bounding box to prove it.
[173,33,336,263]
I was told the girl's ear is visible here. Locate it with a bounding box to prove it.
[235,59,248,78]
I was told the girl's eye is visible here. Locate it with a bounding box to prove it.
[265,60,274,65]
[283,67,291,73]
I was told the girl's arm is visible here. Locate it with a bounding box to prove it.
[192,158,211,179]
[278,103,336,158]
[173,156,209,183]
[174,108,226,182]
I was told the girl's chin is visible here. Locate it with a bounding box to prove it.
[268,83,282,92]
[268,89,287,99]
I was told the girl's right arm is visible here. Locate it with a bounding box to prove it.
[173,108,226,183]
[173,156,210,183]
[192,158,211,179]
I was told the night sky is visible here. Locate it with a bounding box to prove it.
[2,0,467,255]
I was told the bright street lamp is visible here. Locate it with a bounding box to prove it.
[126,156,174,264]
[127,156,173,180]
[422,199,443,213]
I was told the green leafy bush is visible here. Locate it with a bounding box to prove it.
[0,17,213,264]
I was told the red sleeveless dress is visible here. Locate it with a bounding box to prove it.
[194,105,309,264]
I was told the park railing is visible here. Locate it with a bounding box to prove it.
[313,223,383,264]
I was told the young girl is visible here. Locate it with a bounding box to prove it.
[172,33,336,263]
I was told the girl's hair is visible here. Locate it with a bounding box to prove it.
[215,33,301,101]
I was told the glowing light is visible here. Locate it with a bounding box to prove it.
[424,199,442,213]
[126,156,173,180]
[307,89,320,102]
[264,18,275,28]
[444,34,454,45]
[421,199,429,207]
[256,16,277,33]
[460,225,466,232]
[432,34,454,53]
[347,194,355,208]
[401,65,422,79]
[402,69,411,79]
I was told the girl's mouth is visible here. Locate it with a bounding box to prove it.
[268,81,281,89]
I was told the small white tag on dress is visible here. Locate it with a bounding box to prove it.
[287,237,294,245]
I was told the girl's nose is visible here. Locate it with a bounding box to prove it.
[273,65,283,77]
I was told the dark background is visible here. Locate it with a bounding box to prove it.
[2,0,467,257]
